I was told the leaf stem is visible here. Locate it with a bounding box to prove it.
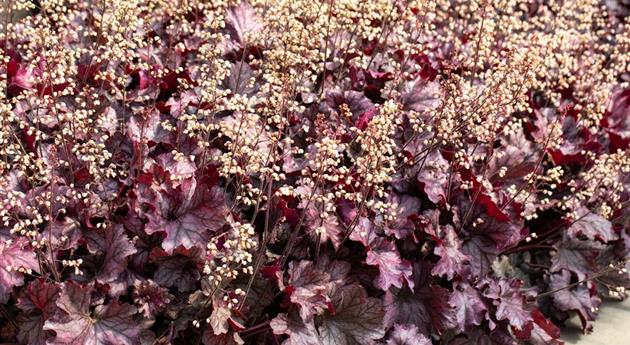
[537,257,630,299]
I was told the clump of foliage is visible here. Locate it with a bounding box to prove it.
[0,0,629,344]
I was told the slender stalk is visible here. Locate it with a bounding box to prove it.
[538,258,630,299]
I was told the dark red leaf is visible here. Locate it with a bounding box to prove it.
[15,279,60,345]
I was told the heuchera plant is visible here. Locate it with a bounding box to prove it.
[0,0,629,344]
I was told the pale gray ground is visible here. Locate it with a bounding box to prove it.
[562,299,630,345]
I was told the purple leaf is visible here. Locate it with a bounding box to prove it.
[286,261,331,321]
[106,268,144,298]
[84,224,137,284]
[450,283,487,332]
[462,236,500,278]
[144,177,228,253]
[155,152,196,180]
[384,288,431,333]
[201,327,245,345]
[318,284,385,345]
[132,279,173,318]
[202,331,244,345]
[349,217,377,246]
[417,150,449,204]
[16,278,59,316]
[304,206,343,250]
[0,238,39,303]
[209,302,232,335]
[605,88,630,138]
[164,90,197,118]
[384,285,455,335]
[366,239,413,291]
[316,256,351,295]
[225,2,262,45]
[7,59,34,91]
[351,218,413,291]
[150,246,203,292]
[43,281,142,345]
[432,225,470,280]
[386,324,431,345]
[482,278,531,330]
[270,312,320,345]
[488,129,537,182]
[448,328,518,345]
[16,279,60,345]
[567,207,617,243]
[384,194,421,239]
[551,237,602,280]
[17,313,48,345]
[321,90,375,120]
[228,62,256,95]
[471,211,525,250]
[43,217,81,251]
[401,78,441,113]
[549,270,601,331]
[127,109,171,145]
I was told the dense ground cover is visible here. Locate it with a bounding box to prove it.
[0,0,629,344]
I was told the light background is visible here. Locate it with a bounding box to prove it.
[563,299,630,345]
